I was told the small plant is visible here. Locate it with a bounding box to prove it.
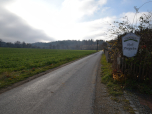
[32,68,35,71]
[111,97,120,102]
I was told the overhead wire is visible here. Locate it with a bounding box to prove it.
[132,1,152,31]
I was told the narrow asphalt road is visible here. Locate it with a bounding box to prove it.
[0,51,103,114]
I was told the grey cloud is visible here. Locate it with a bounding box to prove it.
[0,7,54,43]
[0,0,14,6]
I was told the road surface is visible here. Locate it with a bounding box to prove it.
[0,51,103,114]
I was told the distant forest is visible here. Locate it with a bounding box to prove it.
[0,39,105,50]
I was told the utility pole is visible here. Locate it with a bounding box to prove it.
[96,40,98,51]
[97,40,102,51]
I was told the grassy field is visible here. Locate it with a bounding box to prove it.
[0,48,96,89]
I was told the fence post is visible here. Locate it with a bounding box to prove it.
[121,57,124,73]
[141,58,146,80]
[138,65,141,82]
[133,61,136,79]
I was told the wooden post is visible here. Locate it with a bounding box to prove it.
[138,65,141,82]
[122,57,124,73]
[125,57,126,72]
[142,58,146,80]
[121,57,123,72]
[133,61,136,79]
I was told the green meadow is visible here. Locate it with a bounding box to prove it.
[0,48,95,89]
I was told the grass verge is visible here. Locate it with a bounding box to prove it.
[101,54,123,96]
[101,54,135,114]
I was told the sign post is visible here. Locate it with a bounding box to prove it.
[122,33,140,57]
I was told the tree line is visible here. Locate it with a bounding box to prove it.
[0,39,106,50]
[0,39,32,48]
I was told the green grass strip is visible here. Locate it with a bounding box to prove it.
[101,54,123,96]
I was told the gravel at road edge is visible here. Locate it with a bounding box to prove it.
[93,64,129,114]
[93,64,152,114]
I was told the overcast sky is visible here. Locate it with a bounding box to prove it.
[0,0,152,43]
